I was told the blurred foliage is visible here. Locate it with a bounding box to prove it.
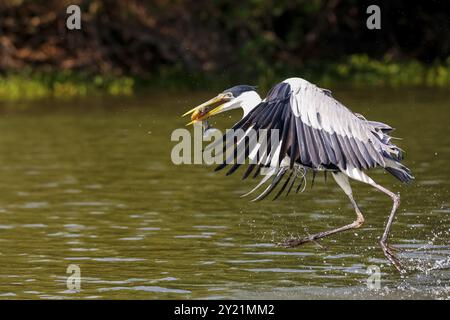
[0,71,134,101]
[0,0,449,100]
[1,55,449,101]
[300,55,450,88]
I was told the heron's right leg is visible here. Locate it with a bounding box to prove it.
[280,172,364,247]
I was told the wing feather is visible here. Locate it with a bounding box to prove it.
[214,77,410,200]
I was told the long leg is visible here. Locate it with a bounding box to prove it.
[341,168,403,272]
[370,182,403,272]
[280,172,364,247]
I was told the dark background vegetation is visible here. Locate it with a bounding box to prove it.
[0,0,449,99]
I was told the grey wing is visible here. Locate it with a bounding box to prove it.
[214,80,409,201]
[288,81,393,171]
[288,82,411,182]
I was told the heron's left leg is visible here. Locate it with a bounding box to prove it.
[369,182,403,273]
[280,172,364,247]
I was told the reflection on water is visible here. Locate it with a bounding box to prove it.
[0,88,448,299]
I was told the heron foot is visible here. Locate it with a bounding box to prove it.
[385,243,404,252]
[381,241,405,274]
[278,236,315,248]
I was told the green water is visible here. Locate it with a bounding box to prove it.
[0,88,448,299]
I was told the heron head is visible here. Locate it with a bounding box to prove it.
[182,85,258,125]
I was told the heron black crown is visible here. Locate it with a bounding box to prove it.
[223,85,257,98]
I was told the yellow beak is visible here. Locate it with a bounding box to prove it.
[181,94,228,126]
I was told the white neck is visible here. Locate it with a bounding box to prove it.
[240,91,262,117]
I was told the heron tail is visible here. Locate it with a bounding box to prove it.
[371,120,413,183]
[384,158,414,183]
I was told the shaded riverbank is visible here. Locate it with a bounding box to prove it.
[1,55,449,102]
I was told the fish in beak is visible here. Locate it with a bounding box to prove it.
[181,94,230,126]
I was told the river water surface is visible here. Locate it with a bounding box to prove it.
[0,87,448,299]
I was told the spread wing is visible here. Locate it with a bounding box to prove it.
[213,78,410,200]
